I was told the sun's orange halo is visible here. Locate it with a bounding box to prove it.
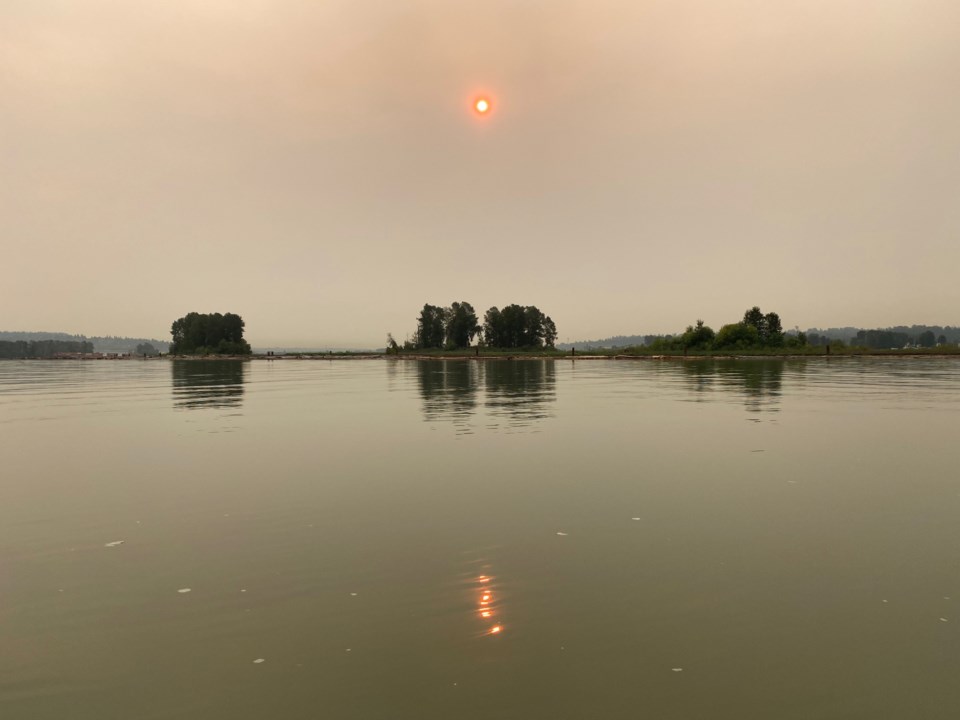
[474,98,490,114]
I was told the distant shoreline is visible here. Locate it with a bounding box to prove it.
[152,350,960,361]
[9,349,960,362]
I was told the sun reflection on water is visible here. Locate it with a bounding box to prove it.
[474,573,503,637]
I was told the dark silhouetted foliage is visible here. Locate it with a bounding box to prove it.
[0,340,94,358]
[483,305,557,349]
[170,312,251,355]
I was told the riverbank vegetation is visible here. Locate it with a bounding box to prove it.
[628,306,800,354]
[612,307,955,356]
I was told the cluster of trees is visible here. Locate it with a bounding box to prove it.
[404,301,482,350]
[647,306,796,352]
[400,302,557,350]
[0,340,94,358]
[483,305,557,349]
[170,312,251,355]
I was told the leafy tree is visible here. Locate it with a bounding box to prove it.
[743,307,767,338]
[444,302,481,349]
[542,315,558,348]
[681,319,715,350]
[917,330,936,348]
[764,312,784,347]
[170,312,251,355]
[413,304,446,349]
[714,323,760,350]
[135,342,159,355]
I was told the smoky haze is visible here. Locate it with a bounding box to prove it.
[2,1,959,347]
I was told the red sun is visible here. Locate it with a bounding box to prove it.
[473,97,491,115]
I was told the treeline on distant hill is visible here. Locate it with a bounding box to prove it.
[169,312,251,355]
[0,331,169,353]
[87,335,170,353]
[391,301,557,351]
[565,323,959,350]
[807,325,960,349]
[0,340,94,358]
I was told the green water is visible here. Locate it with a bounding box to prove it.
[2,358,959,719]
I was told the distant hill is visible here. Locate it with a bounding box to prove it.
[557,335,653,350]
[0,331,170,353]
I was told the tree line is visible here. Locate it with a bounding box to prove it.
[0,340,94,358]
[646,306,799,352]
[170,312,251,355]
[393,302,557,351]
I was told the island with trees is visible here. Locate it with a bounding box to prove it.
[389,301,558,353]
[169,312,251,355]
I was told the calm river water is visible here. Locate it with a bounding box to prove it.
[2,357,960,719]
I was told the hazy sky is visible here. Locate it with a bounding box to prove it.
[3,1,959,347]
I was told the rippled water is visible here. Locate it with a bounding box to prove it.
[2,357,960,719]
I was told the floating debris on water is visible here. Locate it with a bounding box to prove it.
[556,532,568,536]
[631,518,640,521]
[253,658,265,664]
[672,668,683,672]
[178,588,192,594]
[882,599,888,603]
[350,592,358,596]
[104,540,124,548]
[940,618,949,623]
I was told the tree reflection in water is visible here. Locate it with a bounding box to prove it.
[413,359,557,432]
[415,360,478,432]
[171,360,246,409]
[483,359,557,430]
[678,359,793,413]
